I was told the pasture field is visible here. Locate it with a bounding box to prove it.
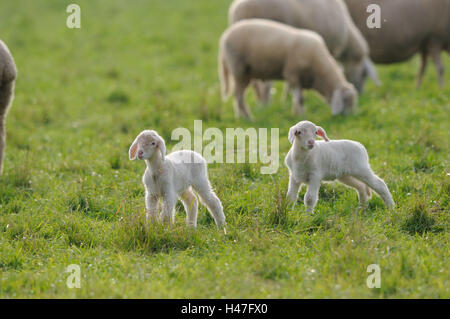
[0,0,448,298]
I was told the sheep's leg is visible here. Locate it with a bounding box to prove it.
[260,81,272,105]
[338,176,371,207]
[233,78,253,120]
[355,171,395,208]
[160,192,177,225]
[430,47,444,87]
[287,175,301,206]
[304,179,321,214]
[417,50,428,88]
[145,192,160,222]
[181,188,199,228]
[281,83,290,103]
[0,116,5,175]
[291,86,304,115]
[193,180,226,227]
[0,80,14,176]
[252,80,272,105]
[252,80,264,102]
[283,70,303,115]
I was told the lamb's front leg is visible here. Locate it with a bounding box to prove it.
[287,175,301,208]
[160,192,177,225]
[145,191,159,222]
[304,178,321,214]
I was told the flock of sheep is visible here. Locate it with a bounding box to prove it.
[220,0,449,119]
[0,0,448,229]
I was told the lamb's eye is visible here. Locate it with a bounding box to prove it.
[152,142,156,146]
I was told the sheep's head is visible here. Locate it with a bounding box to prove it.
[129,130,166,161]
[330,84,358,115]
[344,58,380,93]
[288,121,329,150]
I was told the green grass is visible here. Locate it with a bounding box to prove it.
[0,0,449,298]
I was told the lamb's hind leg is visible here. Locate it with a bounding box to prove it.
[181,188,199,228]
[338,175,371,207]
[355,171,395,208]
[193,179,226,227]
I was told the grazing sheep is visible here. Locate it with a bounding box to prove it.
[129,130,226,228]
[219,19,357,120]
[344,0,450,87]
[0,40,17,175]
[228,0,380,102]
[285,121,395,213]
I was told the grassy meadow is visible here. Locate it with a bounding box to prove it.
[0,0,448,298]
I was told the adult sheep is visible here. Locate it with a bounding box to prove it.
[219,19,357,120]
[344,0,450,87]
[229,0,380,102]
[0,40,17,175]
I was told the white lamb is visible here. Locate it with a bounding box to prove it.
[129,130,226,228]
[285,121,395,212]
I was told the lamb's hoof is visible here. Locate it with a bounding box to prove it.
[358,203,369,210]
[387,203,396,210]
[355,206,366,214]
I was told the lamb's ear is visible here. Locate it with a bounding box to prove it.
[365,58,381,86]
[330,89,344,115]
[156,134,166,161]
[288,126,297,144]
[316,126,330,142]
[129,139,138,160]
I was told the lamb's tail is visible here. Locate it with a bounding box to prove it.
[218,46,233,102]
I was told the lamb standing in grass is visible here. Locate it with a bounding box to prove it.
[219,19,357,120]
[129,130,226,228]
[0,40,17,175]
[285,121,395,213]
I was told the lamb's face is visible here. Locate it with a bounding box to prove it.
[129,130,165,161]
[288,121,329,150]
